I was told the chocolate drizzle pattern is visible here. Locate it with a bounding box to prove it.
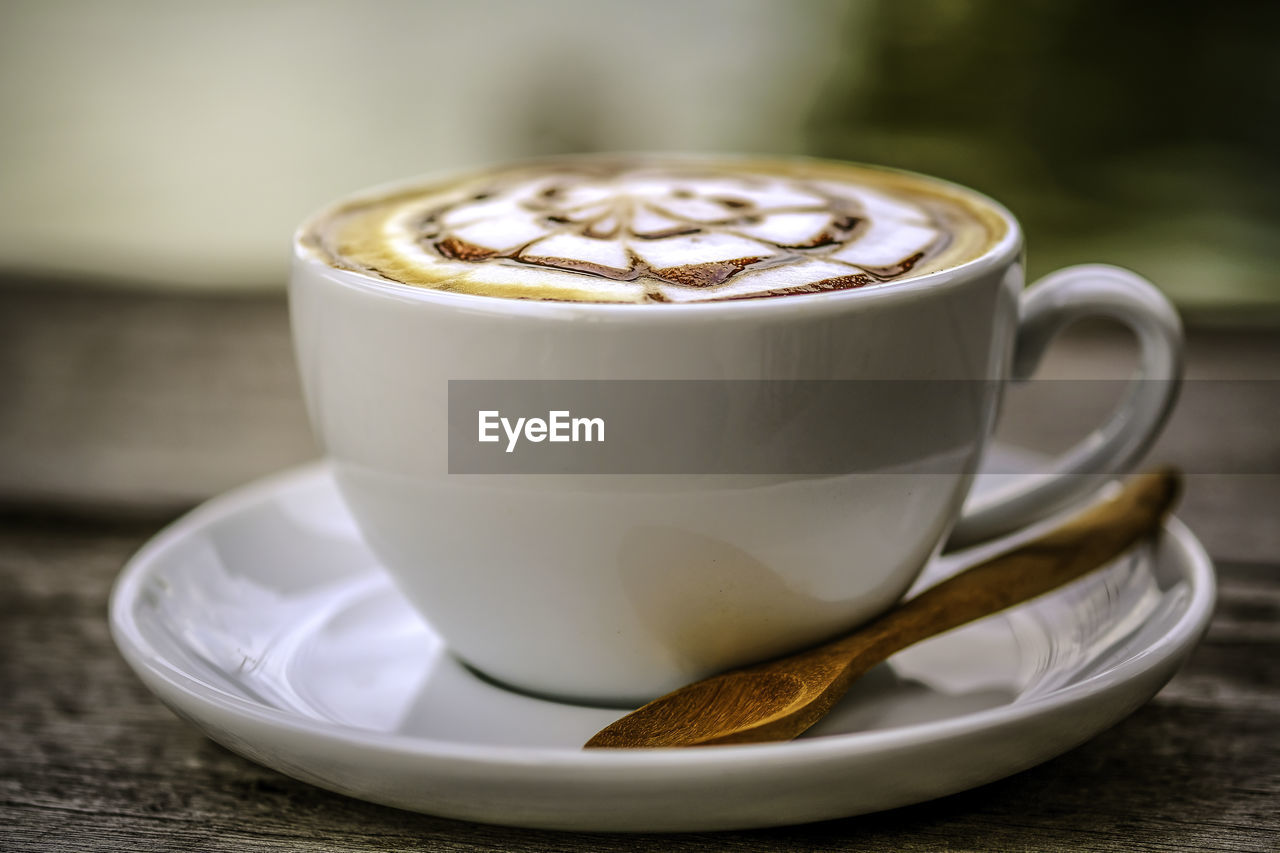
[310,159,999,303]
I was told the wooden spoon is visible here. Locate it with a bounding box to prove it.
[585,468,1181,749]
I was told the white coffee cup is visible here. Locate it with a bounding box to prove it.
[290,161,1182,705]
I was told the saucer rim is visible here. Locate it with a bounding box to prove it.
[109,461,1216,772]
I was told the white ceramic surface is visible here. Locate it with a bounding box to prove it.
[290,159,1184,703]
[109,456,1215,833]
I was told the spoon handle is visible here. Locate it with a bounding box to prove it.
[823,468,1181,669]
[586,469,1182,749]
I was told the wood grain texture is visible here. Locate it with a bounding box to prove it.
[1,516,1276,851]
[0,284,316,514]
[1,283,1278,850]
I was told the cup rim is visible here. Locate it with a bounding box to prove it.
[292,153,1024,321]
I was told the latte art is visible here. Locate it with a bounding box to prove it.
[304,157,1002,303]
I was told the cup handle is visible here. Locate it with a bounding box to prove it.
[947,264,1184,548]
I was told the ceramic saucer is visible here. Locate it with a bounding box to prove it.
[110,458,1215,832]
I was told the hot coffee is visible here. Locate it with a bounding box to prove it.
[291,155,1181,702]
[301,156,1005,304]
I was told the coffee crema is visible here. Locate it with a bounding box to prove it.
[302,156,1005,304]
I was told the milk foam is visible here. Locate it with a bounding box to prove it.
[305,158,1002,303]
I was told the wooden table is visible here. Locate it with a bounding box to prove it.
[2,284,1277,851]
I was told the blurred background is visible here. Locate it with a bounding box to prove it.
[1,0,1277,557]
[3,0,1277,310]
